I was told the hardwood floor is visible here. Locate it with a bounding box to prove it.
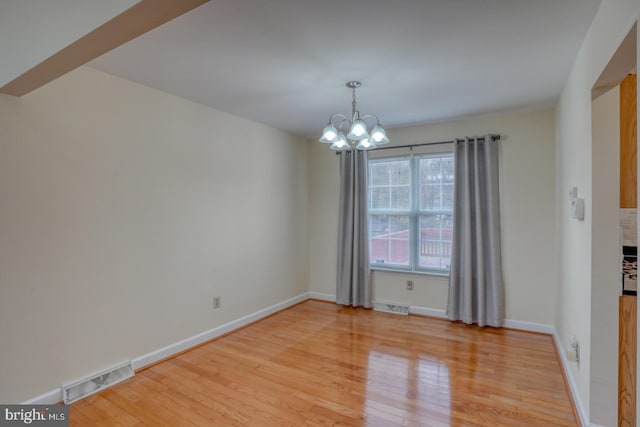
[70,300,577,426]
[619,295,637,427]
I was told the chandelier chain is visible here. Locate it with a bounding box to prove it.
[352,86,357,120]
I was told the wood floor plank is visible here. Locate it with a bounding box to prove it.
[70,301,578,426]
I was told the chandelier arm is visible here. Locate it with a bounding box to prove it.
[336,118,350,131]
[359,114,381,126]
[327,113,350,125]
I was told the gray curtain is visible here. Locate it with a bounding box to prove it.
[336,150,371,308]
[446,136,504,327]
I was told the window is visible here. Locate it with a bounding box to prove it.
[368,152,454,274]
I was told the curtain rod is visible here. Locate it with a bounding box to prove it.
[370,134,501,151]
[335,134,501,154]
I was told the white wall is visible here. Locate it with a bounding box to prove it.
[554,0,639,422]
[590,85,620,427]
[309,109,557,326]
[308,138,340,300]
[0,66,309,403]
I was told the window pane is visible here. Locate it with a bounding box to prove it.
[370,163,389,186]
[367,153,453,273]
[369,159,411,211]
[443,183,454,209]
[390,186,410,209]
[421,184,441,210]
[390,161,410,185]
[442,157,454,182]
[370,187,390,209]
[419,155,454,211]
[420,158,441,183]
[418,214,453,270]
[369,214,410,266]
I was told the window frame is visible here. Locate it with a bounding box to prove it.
[368,156,413,271]
[367,151,454,275]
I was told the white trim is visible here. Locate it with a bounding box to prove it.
[409,305,556,335]
[503,318,554,334]
[406,307,587,425]
[552,328,589,427]
[21,292,589,427]
[409,305,447,318]
[21,388,62,405]
[22,292,310,405]
[132,292,309,370]
[308,292,336,302]
[371,267,449,278]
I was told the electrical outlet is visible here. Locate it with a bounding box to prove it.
[406,280,414,291]
[568,335,580,364]
[213,296,221,309]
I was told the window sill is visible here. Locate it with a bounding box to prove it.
[370,266,450,278]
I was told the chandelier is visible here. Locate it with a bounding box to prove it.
[319,81,389,151]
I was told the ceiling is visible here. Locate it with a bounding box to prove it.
[593,22,637,99]
[0,0,137,85]
[3,1,602,138]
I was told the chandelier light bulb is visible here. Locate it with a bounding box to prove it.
[356,138,375,150]
[370,125,389,144]
[347,119,368,140]
[319,124,338,143]
[330,134,349,151]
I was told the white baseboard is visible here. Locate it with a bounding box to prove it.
[131,292,309,370]
[308,292,336,302]
[409,305,447,318]
[409,305,556,337]
[21,388,63,405]
[408,309,585,425]
[552,329,589,427]
[22,292,310,405]
[406,307,583,425]
[22,291,589,427]
[503,318,554,334]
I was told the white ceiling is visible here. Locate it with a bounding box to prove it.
[4,1,602,138]
[0,0,138,86]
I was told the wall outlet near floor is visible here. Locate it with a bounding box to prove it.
[567,335,580,363]
[406,280,414,291]
[213,296,221,309]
